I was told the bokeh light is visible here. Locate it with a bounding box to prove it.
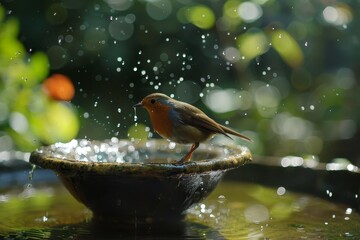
[323,4,352,26]
[223,47,241,63]
[104,0,133,11]
[238,2,263,23]
[108,16,135,41]
[146,0,172,21]
[244,204,269,223]
[237,30,269,63]
[183,5,215,29]
[9,112,28,134]
[271,113,314,140]
[254,84,280,118]
[271,29,303,68]
[204,88,252,113]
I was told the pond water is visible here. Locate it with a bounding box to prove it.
[1,180,359,239]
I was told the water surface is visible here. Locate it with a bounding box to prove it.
[1,181,359,239]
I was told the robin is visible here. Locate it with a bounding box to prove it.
[133,93,252,163]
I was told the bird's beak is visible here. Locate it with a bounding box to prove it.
[133,101,143,108]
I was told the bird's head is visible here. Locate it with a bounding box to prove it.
[133,93,173,112]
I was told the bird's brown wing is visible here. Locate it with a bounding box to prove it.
[174,102,232,139]
[174,101,252,142]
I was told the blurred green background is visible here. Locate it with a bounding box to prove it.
[0,0,359,165]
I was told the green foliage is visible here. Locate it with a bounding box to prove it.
[185,5,215,30]
[271,29,304,68]
[237,31,269,63]
[0,6,79,151]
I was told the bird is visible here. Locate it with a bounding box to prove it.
[133,93,252,163]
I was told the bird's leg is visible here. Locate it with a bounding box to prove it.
[178,142,199,164]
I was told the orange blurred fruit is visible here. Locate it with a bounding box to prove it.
[43,74,75,101]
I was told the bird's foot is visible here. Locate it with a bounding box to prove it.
[177,155,191,165]
[176,143,199,165]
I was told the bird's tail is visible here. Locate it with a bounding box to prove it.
[220,125,253,142]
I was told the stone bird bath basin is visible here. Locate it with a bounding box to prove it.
[29,138,252,231]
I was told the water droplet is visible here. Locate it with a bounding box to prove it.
[345,208,352,215]
[276,186,286,195]
[218,195,226,203]
[344,232,353,237]
[133,107,138,122]
[326,189,333,197]
[28,164,36,181]
[42,215,48,222]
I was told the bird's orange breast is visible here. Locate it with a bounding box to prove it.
[146,105,173,139]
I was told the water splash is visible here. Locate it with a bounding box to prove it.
[133,106,138,122]
[28,164,36,181]
[33,138,228,164]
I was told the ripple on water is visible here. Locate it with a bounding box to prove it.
[1,182,360,239]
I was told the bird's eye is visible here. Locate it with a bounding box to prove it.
[150,99,156,104]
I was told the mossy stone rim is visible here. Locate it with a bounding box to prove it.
[30,139,252,177]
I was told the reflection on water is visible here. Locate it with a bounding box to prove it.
[1,181,359,239]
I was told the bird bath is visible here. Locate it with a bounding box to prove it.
[28,138,252,231]
[1,148,360,238]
